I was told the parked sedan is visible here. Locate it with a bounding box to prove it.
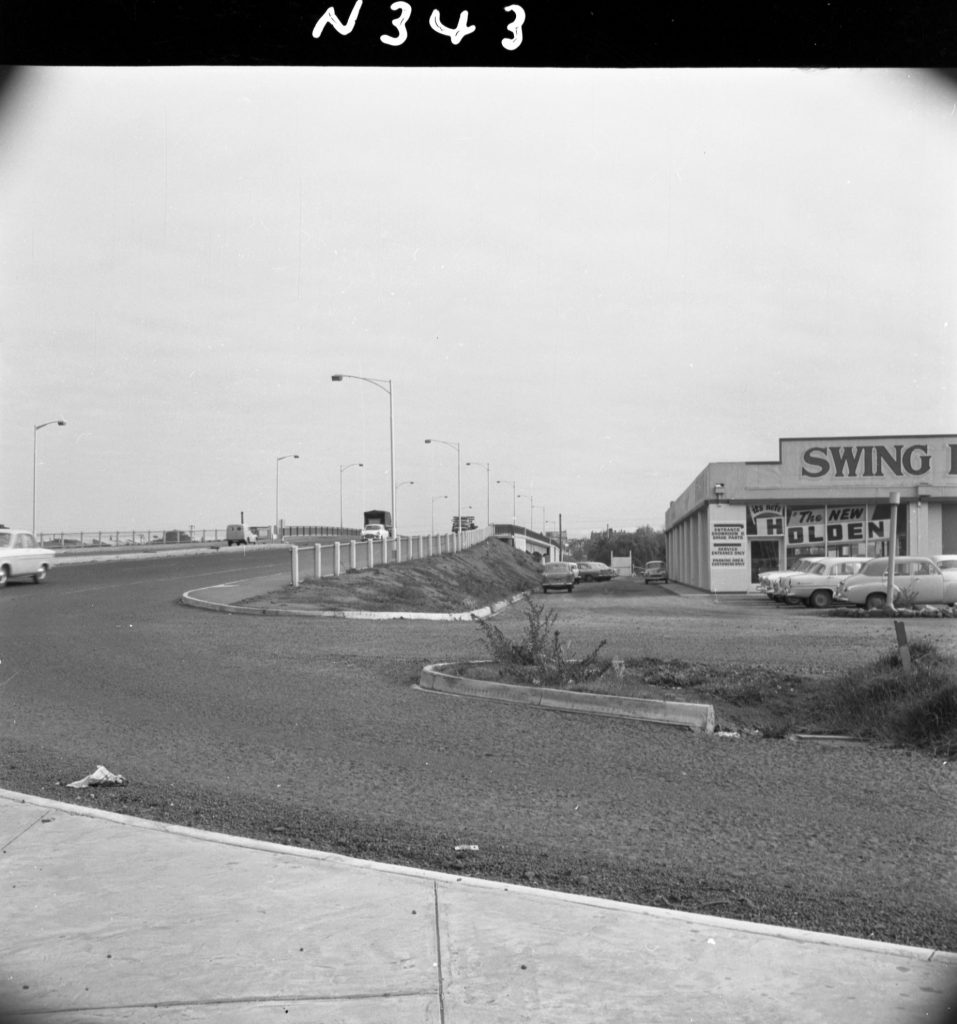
[360,524,390,541]
[541,561,577,593]
[835,556,957,610]
[757,557,822,600]
[643,560,668,584]
[0,528,56,586]
[577,561,615,582]
[780,557,869,608]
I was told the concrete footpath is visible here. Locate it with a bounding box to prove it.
[3,568,956,1021]
[3,790,957,1024]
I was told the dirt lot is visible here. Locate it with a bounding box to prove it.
[227,542,957,949]
[7,542,955,951]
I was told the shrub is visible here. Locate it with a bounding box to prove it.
[475,597,608,688]
[816,639,957,755]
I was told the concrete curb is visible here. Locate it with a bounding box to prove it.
[419,661,716,732]
[181,588,532,621]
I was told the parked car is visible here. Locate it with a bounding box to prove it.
[361,524,390,541]
[163,530,193,544]
[0,528,55,586]
[561,561,581,583]
[643,560,668,584]
[780,557,869,608]
[834,556,957,610]
[577,561,615,582]
[933,554,957,580]
[757,557,822,600]
[541,561,577,593]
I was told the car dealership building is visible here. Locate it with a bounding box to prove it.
[664,434,957,593]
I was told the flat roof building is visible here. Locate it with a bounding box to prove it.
[664,435,957,592]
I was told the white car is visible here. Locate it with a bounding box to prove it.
[757,557,823,601]
[780,557,869,609]
[835,556,957,610]
[0,528,56,586]
[361,524,390,541]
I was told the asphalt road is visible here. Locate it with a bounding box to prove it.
[2,554,956,949]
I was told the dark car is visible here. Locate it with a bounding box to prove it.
[643,560,668,584]
[577,561,615,582]
[541,562,576,593]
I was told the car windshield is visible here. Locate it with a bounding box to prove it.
[0,531,10,546]
[808,563,827,576]
[646,562,663,569]
[937,558,957,570]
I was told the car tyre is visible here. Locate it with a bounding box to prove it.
[865,593,887,611]
[809,590,831,609]
[33,565,48,584]
[0,564,7,587]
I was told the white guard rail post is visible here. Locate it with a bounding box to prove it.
[350,539,357,570]
[334,542,342,577]
[314,543,322,579]
[290,544,300,586]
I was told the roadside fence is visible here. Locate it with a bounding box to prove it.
[37,526,355,548]
[288,526,496,585]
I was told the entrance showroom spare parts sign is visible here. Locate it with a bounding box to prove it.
[711,522,746,568]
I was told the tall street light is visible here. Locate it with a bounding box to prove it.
[518,492,534,529]
[425,438,460,549]
[331,374,395,538]
[275,454,299,541]
[431,495,448,535]
[33,419,66,535]
[466,460,490,527]
[497,479,516,526]
[339,462,363,531]
[396,480,414,534]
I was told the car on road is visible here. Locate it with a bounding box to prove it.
[834,556,957,610]
[577,561,616,582]
[643,560,668,584]
[361,524,390,541]
[780,557,869,608]
[541,561,577,593]
[0,528,56,586]
[933,554,957,580]
[226,523,258,546]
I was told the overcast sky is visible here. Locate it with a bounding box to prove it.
[2,67,955,537]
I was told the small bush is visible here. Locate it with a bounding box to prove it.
[475,597,607,688]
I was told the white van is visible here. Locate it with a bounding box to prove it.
[226,524,257,546]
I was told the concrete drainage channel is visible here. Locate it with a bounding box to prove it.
[418,662,717,733]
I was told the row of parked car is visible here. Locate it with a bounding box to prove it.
[758,554,957,610]
[541,560,619,592]
[540,559,669,593]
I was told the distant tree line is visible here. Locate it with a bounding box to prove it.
[567,526,665,568]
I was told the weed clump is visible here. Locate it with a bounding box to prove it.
[812,639,957,755]
[475,597,607,689]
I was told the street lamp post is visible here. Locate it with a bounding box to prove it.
[396,480,414,534]
[497,479,516,526]
[33,419,66,535]
[466,461,490,527]
[425,438,461,549]
[431,495,448,535]
[339,462,363,531]
[331,374,395,539]
[275,454,299,541]
[518,492,534,529]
